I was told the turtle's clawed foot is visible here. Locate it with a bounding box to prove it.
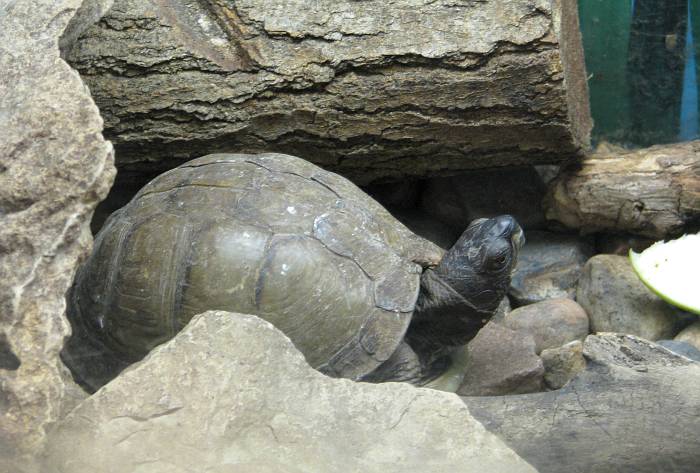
[360,341,423,384]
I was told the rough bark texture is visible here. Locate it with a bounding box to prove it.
[544,141,700,238]
[68,0,591,184]
[465,334,700,473]
[0,0,115,468]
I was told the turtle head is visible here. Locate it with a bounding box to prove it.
[437,215,524,313]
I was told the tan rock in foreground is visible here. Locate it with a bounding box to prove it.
[0,0,115,466]
[43,311,536,473]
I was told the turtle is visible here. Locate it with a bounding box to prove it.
[62,153,524,391]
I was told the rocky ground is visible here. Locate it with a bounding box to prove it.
[2,1,700,473]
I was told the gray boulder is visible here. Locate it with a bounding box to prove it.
[465,334,700,472]
[457,322,544,396]
[0,0,114,466]
[509,230,593,306]
[42,311,536,473]
[577,255,681,340]
[657,340,700,362]
[503,298,589,353]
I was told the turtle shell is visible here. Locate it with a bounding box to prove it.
[70,153,442,381]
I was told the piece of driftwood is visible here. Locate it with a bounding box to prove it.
[66,0,591,184]
[544,141,700,238]
[464,334,700,473]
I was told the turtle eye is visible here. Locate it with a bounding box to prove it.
[488,254,507,270]
[484,243,510,273]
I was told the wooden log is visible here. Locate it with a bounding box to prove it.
[544,141,700,238]
[464,334,700,473]
[66,0,591,184]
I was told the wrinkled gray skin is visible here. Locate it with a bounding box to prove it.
[367,216,524,383]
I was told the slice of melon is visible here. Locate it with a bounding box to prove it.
[629,232,700,315]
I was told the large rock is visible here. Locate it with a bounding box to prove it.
[0,0,115,466]
[503,298,589,353]
[657,340,700,362]
[43,311,536,473]
[465,334,700,472]
[577,255,681,340]
[509,230,593,306]
[67,0,591,184]
[457,322,544,396]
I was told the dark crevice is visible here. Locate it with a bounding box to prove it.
[0,333,21,371]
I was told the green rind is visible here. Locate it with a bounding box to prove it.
[629,249,700,316]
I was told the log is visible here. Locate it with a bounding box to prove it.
[464,334,700,473]
[544,141,700,238]
[66,0,591,184]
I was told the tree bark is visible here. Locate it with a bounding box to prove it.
[544,141,700,238]
[464,334,700,473]
[67,0,591,184]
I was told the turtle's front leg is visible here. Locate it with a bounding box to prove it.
[360,341,423,384]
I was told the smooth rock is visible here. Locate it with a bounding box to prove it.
[657,340,700,362]
[43,311,536,473]
[540,340,585,389]
[503,298,589,353]
[577,255,681,340]
[465,334,700,472]
[509,230,593,306]
[0,0,115,464]
[457,322,544,396]
[421,166,548,232]
[674,321,700,351]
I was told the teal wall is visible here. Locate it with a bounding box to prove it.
[579,0,700,146]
